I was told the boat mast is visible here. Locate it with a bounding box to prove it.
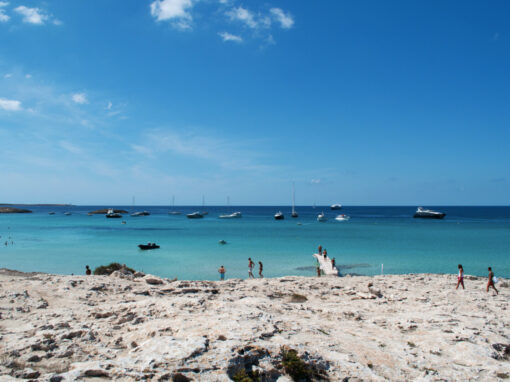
[292,182,296,214]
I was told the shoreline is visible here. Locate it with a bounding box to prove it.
[1,269,508,380]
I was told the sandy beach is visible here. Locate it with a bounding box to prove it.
[0,269,509,381]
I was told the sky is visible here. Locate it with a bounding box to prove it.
[0,0,509,206]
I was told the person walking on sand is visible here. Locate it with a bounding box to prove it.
[85,265,91,275]
[487,267,499,294]
[248,258,255,279]
[456,264,464,290]
[218,265,226,281]
[258,261,263,278]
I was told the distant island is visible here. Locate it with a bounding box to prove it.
[0,207,32,214]
[0,203,73,206]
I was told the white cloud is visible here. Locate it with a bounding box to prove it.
[106,101,112,110]
[14,6,49,25]
[4,73,12,78]
[311,179,321,184]
[218,32,242,43]
[0,1,8,22]
[227,7,257,29]
[59,140,83,154]
[72,93,88,104]
[25,74,32,79]
[0,98,22,111]
[150,0,193,29]
[270,8,294,29]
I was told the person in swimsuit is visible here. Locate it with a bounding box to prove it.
[318,245,322,255]
[331,257,336,269]
[455,264,464,289]
[487,267,498,294]
[218,265,226,281]
[248,258,255,279]
[85,265,91,275]
[323,249,327,259]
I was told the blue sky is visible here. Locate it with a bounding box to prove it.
[1,0,509,205]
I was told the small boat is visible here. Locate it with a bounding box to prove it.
[106,208,122,218]
[138,243,160,250]
[48,212,55,215]
[201,211,209,216]
[317,212,327,222]
[274,211,284,220]
[64,212,72,216]
[413,207,446,219]
[335,214,350,221]
[330,204,342,210]
[218,239,227,245]
[187,211,204,219]
[168,211,182,215]
[131,211,150,217]
[219,211,242,219]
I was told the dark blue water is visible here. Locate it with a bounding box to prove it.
[1,206,509,279]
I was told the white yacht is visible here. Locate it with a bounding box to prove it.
[106,208,122,218]
[330,204,342,210]
[219,211,242,219]
[335,214,350,221]
[187,211,204,219]
[317,212,327,222]
[131,211,150,217]
[413,207,445,219]
[274,211,284,220]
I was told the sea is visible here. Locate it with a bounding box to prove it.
[1,206,509,280]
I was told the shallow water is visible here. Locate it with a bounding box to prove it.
[1,206,509,279]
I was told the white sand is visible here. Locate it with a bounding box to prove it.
[0,269,509,381]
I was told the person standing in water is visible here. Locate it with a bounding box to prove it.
[248,258,255,279]
[218,265,226,281]
[487,267,498,294]
[258,261,263,278]
[456,264,464,290]
[85,265,91,275]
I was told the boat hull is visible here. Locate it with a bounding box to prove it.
[138,244,160,250]
[413,213,445,219]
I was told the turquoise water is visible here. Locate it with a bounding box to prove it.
[1,206,509,280]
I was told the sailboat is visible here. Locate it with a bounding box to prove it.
[201,195,208,215]
[291,182,298,218]
[131,196,150,217]
[168,195,182,215]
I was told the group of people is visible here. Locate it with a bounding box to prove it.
[217,258,264,280]
[456,264,499,294]
[317,245,336,276]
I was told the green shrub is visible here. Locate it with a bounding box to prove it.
[93,263,135,276]
[281,348,312,381]
[231,368,260,382]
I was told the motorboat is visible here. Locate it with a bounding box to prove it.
[274,211,284,220]
[64,212,72,216]
[187,211,204,219]
[131,211,150,217]
[219,211,242,219]
[317,212,327,222]
[138,243,160,250]
[48,212,55,215]
[106,208,122,218]
[335,214,350,221]
[218,239,227,245]
[413,207,445,219]
[330,204,342,210]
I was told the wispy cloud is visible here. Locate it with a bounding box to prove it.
[14,6,49,25]
[72,93,88,104]
[0,98,22,111]
[0,1,9,22]
[59,140,83,155]
[227,6,257,29]
[270,8,294,29]
[218,31,242,43]
[150,0,193,29]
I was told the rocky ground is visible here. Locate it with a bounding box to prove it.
[0,269,509,381]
